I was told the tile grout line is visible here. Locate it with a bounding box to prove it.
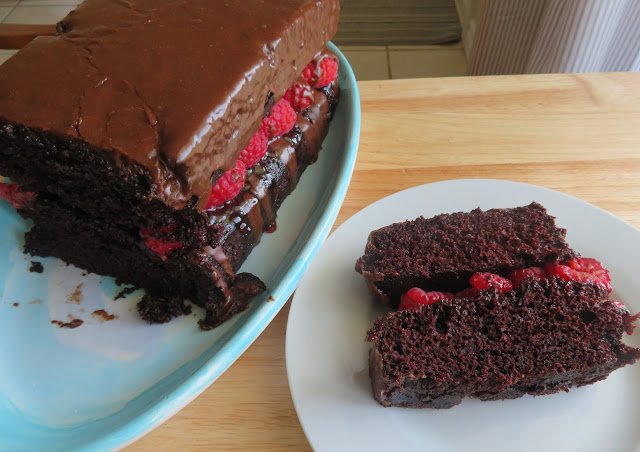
[3,1,20,24]
[385,45,392,79]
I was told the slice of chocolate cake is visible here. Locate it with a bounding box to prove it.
[355,202,576,308]
[0,0,341,329]
[367,277,640,408]
[359,204,640,408]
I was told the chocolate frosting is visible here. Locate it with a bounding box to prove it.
[0,0,340,209]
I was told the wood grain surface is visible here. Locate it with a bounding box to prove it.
[125,72,640,451]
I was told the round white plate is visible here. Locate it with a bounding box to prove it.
[286,179,640,452]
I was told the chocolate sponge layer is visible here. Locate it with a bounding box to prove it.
[367,278,640,408]
[356,203,576,308]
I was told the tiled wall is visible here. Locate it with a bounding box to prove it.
[0,1,80,65]
[340,43,466,81]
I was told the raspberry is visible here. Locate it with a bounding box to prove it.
[283,83,313,111]
[572,258,611,287]
[470,272,513,293]
[302,57,339,88]
[238,130,268,167]
[398,288,453,310]
[139,228,181,260]
[302,62,315,85]
[546,258,612,291]
[316,57,339,88]
[0,183,36,209]
[260,98,297,139]
[204,160,246,210]
[508,266,547,288]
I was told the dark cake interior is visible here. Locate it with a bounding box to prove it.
[0,0,341,329]
[367,277,640,408]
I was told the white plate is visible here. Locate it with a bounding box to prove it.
[286,179,640,452]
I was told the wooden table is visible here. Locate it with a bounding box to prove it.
[126,72,640,450]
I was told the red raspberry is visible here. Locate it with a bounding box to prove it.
[470,272,513,293]
[283,83,313,112]
[139,228,181,260]
[260,98,297,139]
[546,258,612,291]
[508,266,547,288]
[302,61,315,85]
[0,183,36,209]
[398,288,453,311]
[572,258,611,287]
[302,57,339,88]
[204,160,247,210]
[238,130,268,167]
[316,57,339,88]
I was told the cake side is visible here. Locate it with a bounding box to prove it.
[366,277,640,408]
[355,203,576,308]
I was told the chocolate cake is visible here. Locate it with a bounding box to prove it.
[0,0,341,329]
[359,204,640,408]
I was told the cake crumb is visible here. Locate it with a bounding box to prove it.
[66,283,84,304]
[138,294,192,324]
[91,309,118,322]
[268,296,275,302]
[114,286,136,300]
[29,261,43,273]
[51,318,84,329]
[12,302,19,307]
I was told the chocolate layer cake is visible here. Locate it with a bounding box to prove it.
[0,0,341,329]
[359,204,640,408]
[355,202,576,308]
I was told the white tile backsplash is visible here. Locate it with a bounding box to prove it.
[389,46,467,79]
[0,6,13,22]
[4,5,75,24]
[19,1,81,5]
[339,46,390,81]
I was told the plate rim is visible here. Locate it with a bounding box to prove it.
[286,178,640,452]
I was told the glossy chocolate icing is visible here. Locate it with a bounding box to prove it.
[0,0,340,209]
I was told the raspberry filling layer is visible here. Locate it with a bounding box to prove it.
[203,52,339,211]
[398,257,612,311]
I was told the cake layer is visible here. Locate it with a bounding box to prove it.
[355,203,576,308]
[0,0,340,209]
[23,206,265,329]
[366,277,640,408]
